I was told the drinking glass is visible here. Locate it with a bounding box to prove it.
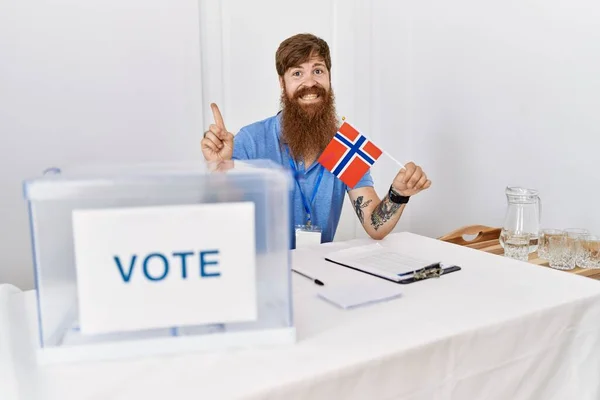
[579,235,600,269]
[538,229,564,260]
[548,234,575,270]
[503,231,531,262]
[564,228,589,267]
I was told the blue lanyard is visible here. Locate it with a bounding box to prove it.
[286,148,324,226]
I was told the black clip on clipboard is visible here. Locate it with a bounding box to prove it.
[397,264,461,284]
[323,259,462,285]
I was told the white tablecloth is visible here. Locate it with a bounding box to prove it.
[0,284,22,400]
[3,232,600,399]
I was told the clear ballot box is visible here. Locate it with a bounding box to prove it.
[23,160,295,364]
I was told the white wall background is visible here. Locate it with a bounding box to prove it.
[1,0,599,289]
[0,0,203,289]
[371,0,600,238]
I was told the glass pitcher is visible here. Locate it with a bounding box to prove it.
[500,187,542,254]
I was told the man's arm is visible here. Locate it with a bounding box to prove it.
[348,162,431,240]
[348,186,406,240]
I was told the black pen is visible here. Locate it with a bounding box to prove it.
[292,268,325,286]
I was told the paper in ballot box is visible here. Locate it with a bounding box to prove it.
[23,159,296,364]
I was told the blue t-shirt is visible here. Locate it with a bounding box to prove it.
[232,112,374,248]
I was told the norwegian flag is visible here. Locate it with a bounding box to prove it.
[318,121,383,188]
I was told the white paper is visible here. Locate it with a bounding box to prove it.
[318,281,402,309]
[325,243,438,281]
[72,202,257,335]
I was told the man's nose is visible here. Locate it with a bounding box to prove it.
[301,76,318,87]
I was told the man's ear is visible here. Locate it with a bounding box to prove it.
[279,76,284,92]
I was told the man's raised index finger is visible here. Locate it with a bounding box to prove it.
[210,103,227,131]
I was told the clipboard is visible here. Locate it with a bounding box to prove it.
[324,258,462,284]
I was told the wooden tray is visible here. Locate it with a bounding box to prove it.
[441,225,600,280]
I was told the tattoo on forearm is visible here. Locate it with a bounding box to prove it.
[352,196,372,224]
[370,195,401,230]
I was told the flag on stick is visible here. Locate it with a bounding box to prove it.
[317,120,384,188]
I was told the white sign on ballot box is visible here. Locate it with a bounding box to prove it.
[72,202,257,335]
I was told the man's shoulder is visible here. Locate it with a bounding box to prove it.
[237,113,281,137]
[233,113,281,159]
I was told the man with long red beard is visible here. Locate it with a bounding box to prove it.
[201,33,431,248]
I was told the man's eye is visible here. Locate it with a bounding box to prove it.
[292,71,301,77]
[315,69,323,75]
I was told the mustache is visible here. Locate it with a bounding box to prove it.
[293,85,327,100]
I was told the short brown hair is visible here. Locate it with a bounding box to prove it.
[275,33,332,77]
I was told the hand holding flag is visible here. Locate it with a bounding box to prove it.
[391,161,431,196]
[317,119,431,195]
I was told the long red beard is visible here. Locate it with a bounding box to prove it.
[280,84,338,161]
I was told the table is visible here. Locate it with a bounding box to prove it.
[462,234,600,280]
[3,232,600,399]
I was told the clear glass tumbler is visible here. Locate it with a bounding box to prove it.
[564,228,590,267]
[579,235,600,269]
[538,229,565,260]
[548,234,575,270]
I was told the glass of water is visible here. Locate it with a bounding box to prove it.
[538,229,565,260]
[579,235,600,269]
[565,228,589,267]
[503,231,531,262]
[548,234,575,270]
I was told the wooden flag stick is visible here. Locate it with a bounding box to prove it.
[383,150,405,170]
[341,116,405,170]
